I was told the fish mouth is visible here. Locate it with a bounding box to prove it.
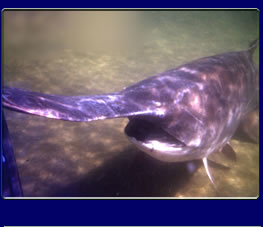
[124,118,193,162]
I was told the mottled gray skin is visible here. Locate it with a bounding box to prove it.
[3,40,258,163]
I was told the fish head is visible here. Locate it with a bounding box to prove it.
[124,114,210,163]
[123,72,233,163]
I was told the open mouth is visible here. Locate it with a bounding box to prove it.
[124,118,189,160]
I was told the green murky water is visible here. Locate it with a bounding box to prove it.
[3,10,259,197]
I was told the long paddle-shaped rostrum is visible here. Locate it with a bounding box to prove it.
[3,40,258,186]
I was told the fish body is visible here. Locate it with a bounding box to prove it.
[3,40,258,183]
[124,42,258,162]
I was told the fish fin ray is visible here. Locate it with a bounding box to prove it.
[203,157,215,186]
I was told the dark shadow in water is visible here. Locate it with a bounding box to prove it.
[51,146,202,197]
[232,127,258,144]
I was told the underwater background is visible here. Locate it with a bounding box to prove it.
[3,10,259,197]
